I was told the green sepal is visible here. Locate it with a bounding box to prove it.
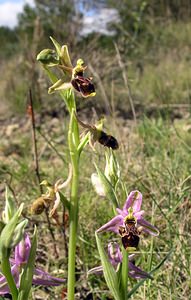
[43,66,71,112]
[11,219,28,248]
[48,79,71,94]
[50,36,62,56]
[0,204,24,261]
[60,45,73,69]
[95,232,122,300]
[18,227,37,300]
[94,164,119,208]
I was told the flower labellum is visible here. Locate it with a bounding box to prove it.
[71,76,96,98]
[96,191,159,236]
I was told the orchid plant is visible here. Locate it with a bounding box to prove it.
[0,187,64,300]
[0,37,169,300]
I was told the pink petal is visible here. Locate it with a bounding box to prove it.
[116,208,126,217]
[134,210,145,220]
[96,215,124,233]
[33,268,65,286]
[87,266,103,275]
[108,242,122,266]
[137,218,159,236]
[129,262,152,279]
[123,191,142,214]
[15,234,31,266]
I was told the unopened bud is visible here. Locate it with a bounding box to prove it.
[0,204,26,260]
[36,49,59,66]
[104,151,120,187]
[2,186,16,224]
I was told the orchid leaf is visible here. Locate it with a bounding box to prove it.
[95,233,122,300]
[94,164,119,208]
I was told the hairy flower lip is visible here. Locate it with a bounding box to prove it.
[71,76,96,98]
[96,190,159,236]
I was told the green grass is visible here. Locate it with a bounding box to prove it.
[1,112,191,299]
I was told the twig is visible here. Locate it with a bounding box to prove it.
[28,90,41,189]
[114,43,137,123]
[28,90,59,258]
[37,128,67,164]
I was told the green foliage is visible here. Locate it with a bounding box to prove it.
[95,233,122,300]
[0,27,19,59]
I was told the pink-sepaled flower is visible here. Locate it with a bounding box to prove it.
[96,190,159,236]
[88,242,152,280]
[0,234,65,295]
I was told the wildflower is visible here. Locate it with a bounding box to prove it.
[31,165,72,217]
[48,57,96,98]
[76,115,119,150]
[0,234,64,295]
[37,37,96,98]
[88,242,152,280]
[96,190,159,236]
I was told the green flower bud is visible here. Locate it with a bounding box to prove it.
[2,186,16,224]
[0,204,26,260]
[104,151,120,188]
[11,219,28,249]
[36,49,59,66]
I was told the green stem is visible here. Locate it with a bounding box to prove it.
[121,248,129,300]
[67,109,80,300]
[1,255,18,300]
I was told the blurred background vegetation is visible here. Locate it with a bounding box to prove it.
[1,1,191,299]
[1,0,191,116]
